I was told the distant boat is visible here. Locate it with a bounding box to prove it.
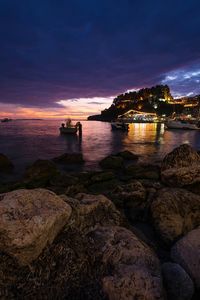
[111,121,129,131]
[59,119,82,134]
[165,118,200,130]
[1,118,12,123]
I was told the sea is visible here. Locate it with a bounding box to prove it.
[1,119,200,180]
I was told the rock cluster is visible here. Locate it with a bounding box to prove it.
[0,146,200,299]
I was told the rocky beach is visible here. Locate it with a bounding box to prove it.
[0,144,199,299]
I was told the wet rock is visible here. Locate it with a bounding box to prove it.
[161,144,200,171]
[65,184,88,196]
[111,181,147,221]
[0,226,105,300]
[151,188,200,244]
[126,163,160,180]
[161,144,200,187]
[50,172,79,187]
[90,171,115,183]
[0,189,71,265]
[171,227,200,288]
[139,179,164,190]
[0,153,14,172]
[53,153,84,164]
[99,155,124,170]
[61,193,122,233]
[90,226,164,300]
[161,166,200,187]
[24,159,58,187]
[117,150,139,160]
[162,262,194,300]
[88,179,121,194]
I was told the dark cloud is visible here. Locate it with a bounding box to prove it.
[0,0,200,107]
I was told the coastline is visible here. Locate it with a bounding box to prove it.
[0,144,200,299]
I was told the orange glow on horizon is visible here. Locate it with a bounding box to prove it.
[0,97,113,120]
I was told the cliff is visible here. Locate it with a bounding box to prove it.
[88,85,182,121]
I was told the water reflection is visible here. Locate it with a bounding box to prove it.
[1,120,200,174]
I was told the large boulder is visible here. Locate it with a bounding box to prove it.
[0,189,71,265]
[90,226,164,300]
[126,163,160,180]
[162,165,200,187]
[0,153,14,172]
[171,227,200,288]
[161,144,200,171]
[61,193,122,233]
[24,159,58,187]
[99,155,124,170]
[53,153,84,164]
[151,188,200,244]
[162,262,194,300]
[161,144,200,187]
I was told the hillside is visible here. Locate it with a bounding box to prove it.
[88,85,199,121]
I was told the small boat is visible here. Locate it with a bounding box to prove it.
[111,121,129,131]
[1,118,12,123]
[59,119,82,134]
[165,118,200,130]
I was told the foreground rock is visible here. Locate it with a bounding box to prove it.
[161,144,200,187]
[61,193,122,233]
[161,144,200,171]
[53,153,84,164]
[90,226,164,300]
[162,262,194,300]
[0,189,71,265]
[151,188,200,244]
[0,153,14,172]
[171,227,200,288]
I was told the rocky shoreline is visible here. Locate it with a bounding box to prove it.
[0,144,200,299]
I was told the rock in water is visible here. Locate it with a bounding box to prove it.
[151,188,200,244]
[162,262,194,300]
[24,159,58,187]
[0,153,14,172]
[117,150,139,160]
[126,164,160,180]
[90,226,164,300]
[99,155,124,170]
[171,227,200,288]
[161,144,200,187]
[0,189,72,265]
[53,153,84,164]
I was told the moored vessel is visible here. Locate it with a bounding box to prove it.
[165,117,200,130]
[59,119,82,134]
[111,121,129,131]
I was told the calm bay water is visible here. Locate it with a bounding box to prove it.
[1,119,200,178]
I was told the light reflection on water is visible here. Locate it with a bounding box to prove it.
[0,120,200,177]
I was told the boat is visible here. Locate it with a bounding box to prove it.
[1,118,12,123]
[59,119,82,134]
[111,121,129,131]
[165,118,200,130]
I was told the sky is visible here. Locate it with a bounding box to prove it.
[0,0,200,119]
